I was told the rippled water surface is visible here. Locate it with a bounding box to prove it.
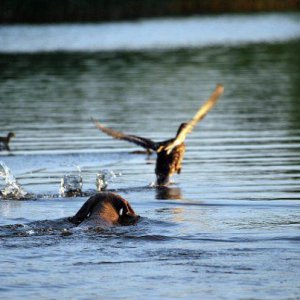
[0,13,300,300]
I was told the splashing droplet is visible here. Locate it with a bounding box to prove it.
[0,161,27,200]
[60,174,83,197]
[96,169,120,191]
[96,172,107,191]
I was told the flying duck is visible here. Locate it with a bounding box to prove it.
[94,84,224,186]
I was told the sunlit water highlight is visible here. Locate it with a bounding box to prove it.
[0,13,299,53]
[0,13,300,300]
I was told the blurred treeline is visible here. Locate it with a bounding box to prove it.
[1,0,299,24]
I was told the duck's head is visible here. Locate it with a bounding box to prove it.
[176,123,188,137]
[8,132,15,139]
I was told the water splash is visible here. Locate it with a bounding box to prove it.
[96,172,107,191]
[59,165,83,197]
[60,174,83,197]
[0,161,27,200]
[96,169,120,192]
[75,165,81,174]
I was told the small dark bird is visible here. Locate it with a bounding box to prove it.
[68,192,140,226]
[0,132,15,151]
[94,84,224,186]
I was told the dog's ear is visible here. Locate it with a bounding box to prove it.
[69,195,99,225]
[122,200,136,216]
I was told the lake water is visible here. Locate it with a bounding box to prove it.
[0,13,300,299]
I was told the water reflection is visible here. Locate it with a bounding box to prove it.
[0,17,300,299]
[156,207,185,223]
[0,39,300,197]
[155,186,182,200]
[0,14,299,53]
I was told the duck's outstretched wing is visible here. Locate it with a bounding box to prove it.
[160,84,224,154]
[94,120,158,151]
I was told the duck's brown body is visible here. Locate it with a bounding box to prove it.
[93,121,187,185]
[0,132,15,151]
[94,84,224,186]
[68,192,139,226]
[155,142,185,185]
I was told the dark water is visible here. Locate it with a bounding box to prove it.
[0,14,300,299]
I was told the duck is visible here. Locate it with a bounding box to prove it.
[0,132,15,151]
[94,84,224,186]
[68,192,140,226]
